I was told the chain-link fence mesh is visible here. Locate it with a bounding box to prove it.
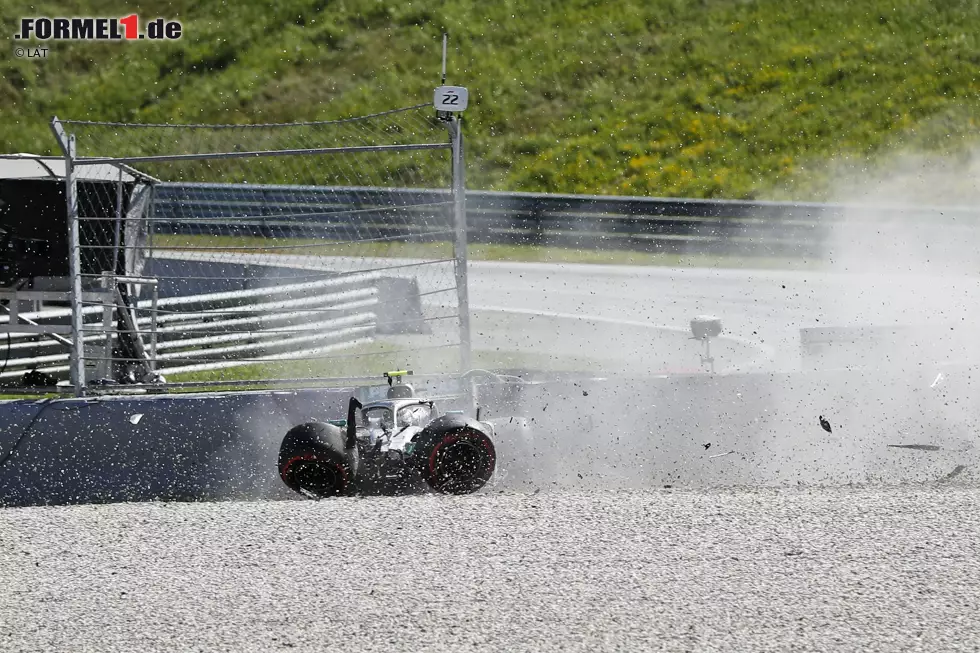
[55,104,468,390]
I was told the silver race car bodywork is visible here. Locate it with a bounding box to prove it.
[278,372,500,498]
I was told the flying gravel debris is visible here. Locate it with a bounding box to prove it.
[887,444,942,452]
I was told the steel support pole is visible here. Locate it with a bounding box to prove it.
[147,182,156,270]
[100,272,115,383]
[51,118,86,396]
[449,115,472,375]
[150,283,159,370]
[67,139,86,395]
[113,167,123,275]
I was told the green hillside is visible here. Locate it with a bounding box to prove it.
[2,0,979,200]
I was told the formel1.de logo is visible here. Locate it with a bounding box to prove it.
[14,15,182,41]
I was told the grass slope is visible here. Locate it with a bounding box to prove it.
[2,0,979,199]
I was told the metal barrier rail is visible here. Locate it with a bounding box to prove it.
[0,270,380,382]
[152,183,980,257]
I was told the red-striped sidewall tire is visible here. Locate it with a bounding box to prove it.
[417,427,496,495]
[278,422,358,498]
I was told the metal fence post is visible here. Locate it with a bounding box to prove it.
[150,283,159,370]
[449,115,472,375]
[113,167,123,275]
[51,118,87,396]
[100,271,115,382]
[66,137,86,396]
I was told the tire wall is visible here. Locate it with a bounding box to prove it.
[2,365,978,507]
[0,388,353,507]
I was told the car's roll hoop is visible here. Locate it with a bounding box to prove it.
[385,369,415,398]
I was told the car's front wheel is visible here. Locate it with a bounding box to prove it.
[413,415,496,495]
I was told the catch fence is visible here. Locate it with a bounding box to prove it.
[46,102,471,396]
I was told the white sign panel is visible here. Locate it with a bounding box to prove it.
[434,86,468,112]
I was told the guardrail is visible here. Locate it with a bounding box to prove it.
[0,264,381,384]
[153,183,980,258]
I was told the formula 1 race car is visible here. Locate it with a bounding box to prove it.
[278,371,499,498]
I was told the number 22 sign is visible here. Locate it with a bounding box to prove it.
[434,86,468,112]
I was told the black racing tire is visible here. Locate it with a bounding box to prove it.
[278,422,359,498]
[413,415,496,495]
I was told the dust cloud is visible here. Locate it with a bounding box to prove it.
[485,147,980,492]
[757,147,980,485]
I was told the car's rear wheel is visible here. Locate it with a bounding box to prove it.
[278,422,359,498]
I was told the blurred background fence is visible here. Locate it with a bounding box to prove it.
[153,184,980,259]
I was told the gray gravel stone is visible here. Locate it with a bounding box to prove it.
[2,486,980,652]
